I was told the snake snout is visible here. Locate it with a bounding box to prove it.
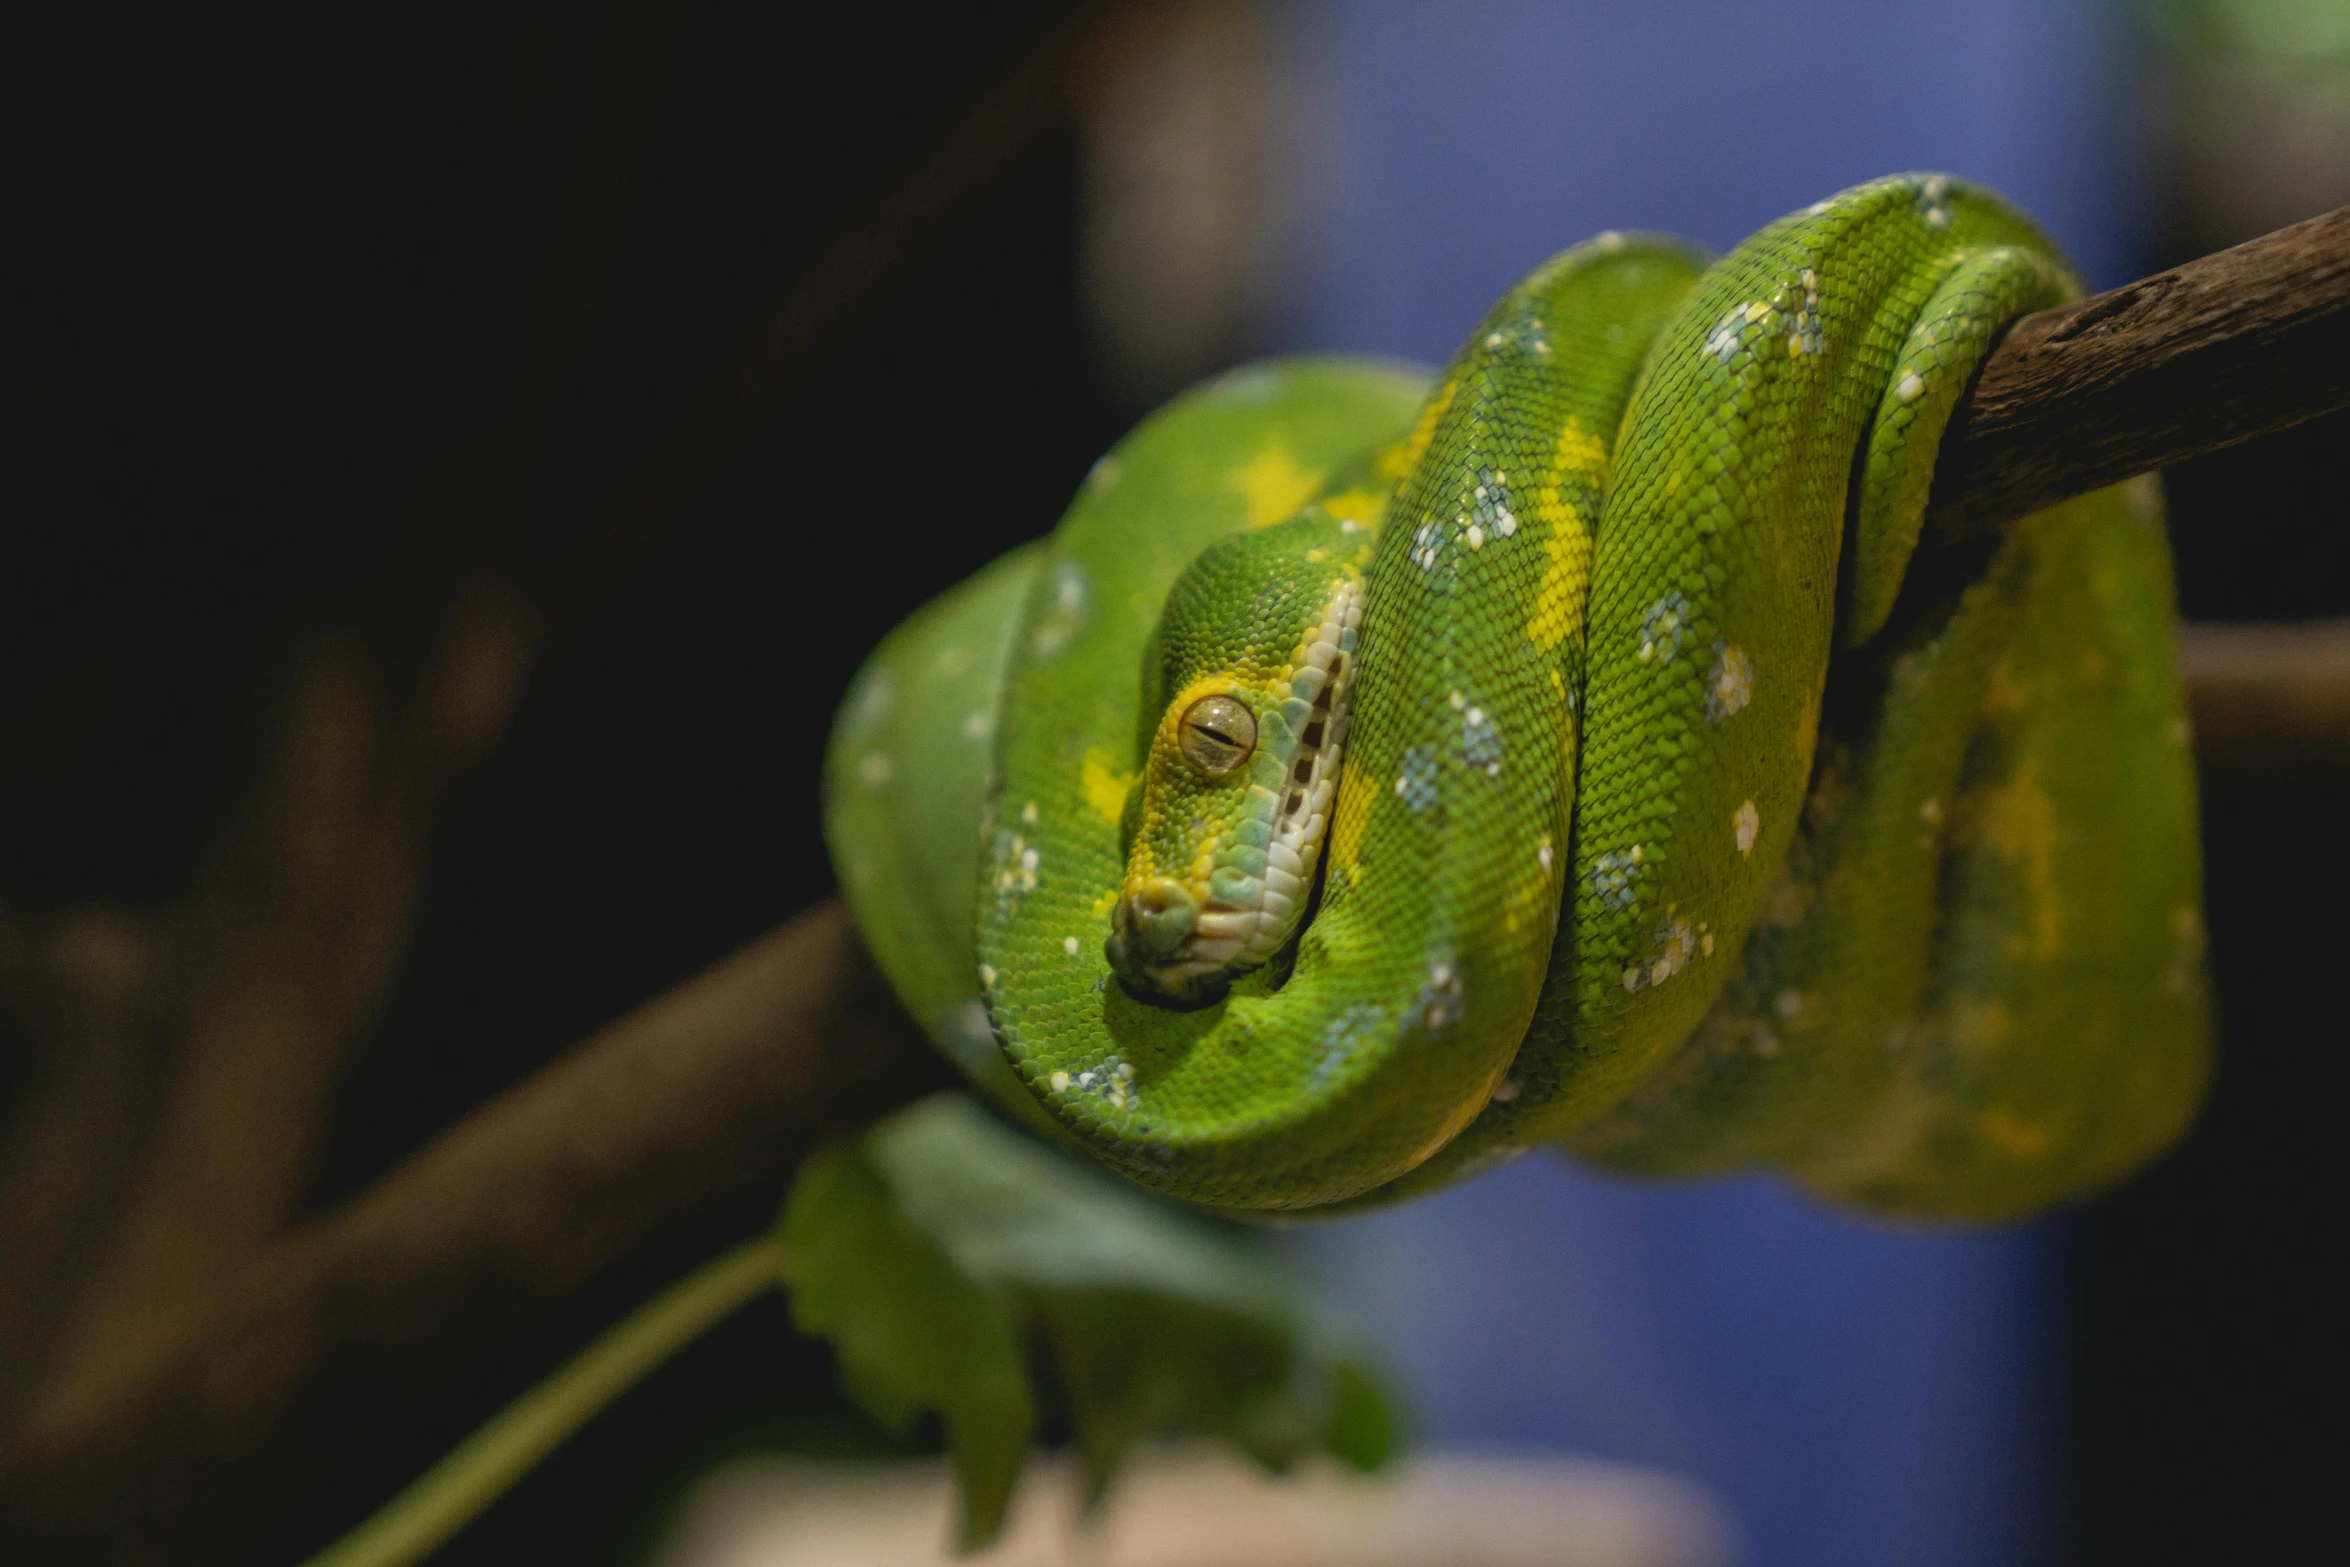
[1117,877,1197,957]
[1108,877,1216,996]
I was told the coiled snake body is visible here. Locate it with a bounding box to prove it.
[827,175,2208,1217]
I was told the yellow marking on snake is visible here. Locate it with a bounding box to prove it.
[1526,418,1603,650]
[1318,486,1390,533]
[1970,758,2063,960]
[1550,413,1607,476]
[1975,1107,2051,1158]
[1382,375,1458,482]
[1231,443,1326,528]
[1080,747,1136,827]
[1325,759,1375,880]
[1528,507,1592,651]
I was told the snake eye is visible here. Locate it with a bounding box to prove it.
[1177,695,1257,775]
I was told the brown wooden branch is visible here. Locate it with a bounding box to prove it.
[1924,204,2350,545]
[8,201,2350,1567]
[2178,620,2350,784]
[0,902,950,1565]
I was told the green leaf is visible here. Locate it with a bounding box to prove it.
[781,1093,1402,1550]
[781,1136,1036,1549]
[1320,1358,1403,1472]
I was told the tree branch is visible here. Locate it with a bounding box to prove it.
[1924,204,2350,545]
[2178,620,2350,784]
[0,902,949,1565]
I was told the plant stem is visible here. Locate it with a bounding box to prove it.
[299,1235,786,1567]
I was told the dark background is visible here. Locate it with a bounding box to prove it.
[0,4,2337,1563]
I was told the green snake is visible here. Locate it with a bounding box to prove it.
[826,174,2209,1218]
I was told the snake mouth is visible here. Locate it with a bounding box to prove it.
[1108,581,1361,1000]
[1106,877,1227,999]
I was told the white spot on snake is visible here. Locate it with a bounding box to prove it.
[847,671,895,731]
[1467,466,1516,548]
[1780,267,1823,356]
[1316,1004,1386,1085]
[857,752,892,787]
[1395,747,1440,813]
[1021,800,1039,824]
[1413,521,1442,572]
[1029,560,1090,659]
[1707,644,1753,720]
[1702,306,1751,364]
[1490,1077,1519,1103]
[1485,332,1505,348]
[1596,230,1625,251]
[979,964,998,988]
[961,709,992,742]
[1774,988,1808,1020]
[989,831,1041,915]
[1588,845,1644,912]
[1062,935,1079,956]
[1410,952,1464,1034]
[1924,175,1949,202]
[1897,371,1925,402]
[1084,456,1121,492]
[1735,800,1760,854]
[1537,836,1554,877]
[1636,594,1691,664]
[1449,690,1465,710]
[1066,1057,1138,1109]
[1645,917,1700,988]
[1461,705,1503,774]
[1215,365,1281,402]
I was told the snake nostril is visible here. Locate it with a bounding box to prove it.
[1121,878,1198,961]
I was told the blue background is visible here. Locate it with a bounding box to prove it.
[1268,4,2144,1563]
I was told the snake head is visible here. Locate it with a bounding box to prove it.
[1106,518,1365,1000]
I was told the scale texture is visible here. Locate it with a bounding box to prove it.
[825,175,2209,1218]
